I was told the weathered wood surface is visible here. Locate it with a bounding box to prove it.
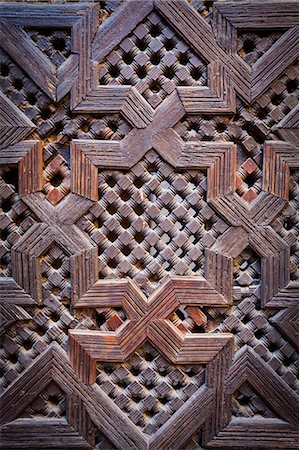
[0,0,299,449]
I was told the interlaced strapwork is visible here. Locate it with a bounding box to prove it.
[169,246,299,396]
[0,48,56,131]
[78,150,228,295]
[271,169,299,282]
[174,61,299,204]
[96,342,205,435]
[0,49,131,163]
[98,10,207,108]
[1,2,299,447]
[174,99,266,203]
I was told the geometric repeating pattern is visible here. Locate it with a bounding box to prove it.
[96,342,206,435]
[77,149,229,294]
[1,1,299,449]
[69,276,233,383]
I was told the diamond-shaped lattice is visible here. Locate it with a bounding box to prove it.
[0,166,37,277]
[232,382,277,419]
[43,154,70,205]
[96,342,205,435]
[40,244,71,306]
[271,169,299,283]
[237,30,285,66]
[169,305,227,334]
[0,297,77,392]
[233,247,261,301]
[26,28,72,67]
[20,380,66,419]
[1,2,299,448]
[79,149,227,294]
[99,10,207,108]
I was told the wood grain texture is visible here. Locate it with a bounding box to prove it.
[276,106,299,146]
[0,21,56,99]
[178,62,236,114]
[263,141,299,200]
[206,346,299,448]
[1,0,299,448]
[69,276,233,383]
[0,278,34,304]
[0,3,98,104]
[0,140,43,195]
[214,1,299,29]
[0,92,35,149]
[10,191,96,304]
[251,27,299,102]
[214,1,299,101]
[271,305,299,349]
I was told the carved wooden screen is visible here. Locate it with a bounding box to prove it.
[0,0,299,449]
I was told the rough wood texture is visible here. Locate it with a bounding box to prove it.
[0,0,299,449]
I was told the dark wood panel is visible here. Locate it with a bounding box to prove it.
[0,1,298,449]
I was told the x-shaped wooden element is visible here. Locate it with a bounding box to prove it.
[0,343,99,449]
[210,189,289,307]
[70,1,241,204]
[0,140,41,306]
[71,0,299,112]
[0,139,97,304]
[69,276,232,384]
[118,64,234,167]
[211,140,299,307]
[120,91,185,167]
[11,192,97,305]
[0,341,233,450]
[71,98,236,202]
[0,141,97,305]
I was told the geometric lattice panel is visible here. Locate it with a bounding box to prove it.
[1,1,299,449]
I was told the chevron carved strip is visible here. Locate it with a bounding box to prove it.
[1,0,299,448]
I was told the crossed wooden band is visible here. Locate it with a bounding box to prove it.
[69,276,232,384]
[1,1,299,448]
